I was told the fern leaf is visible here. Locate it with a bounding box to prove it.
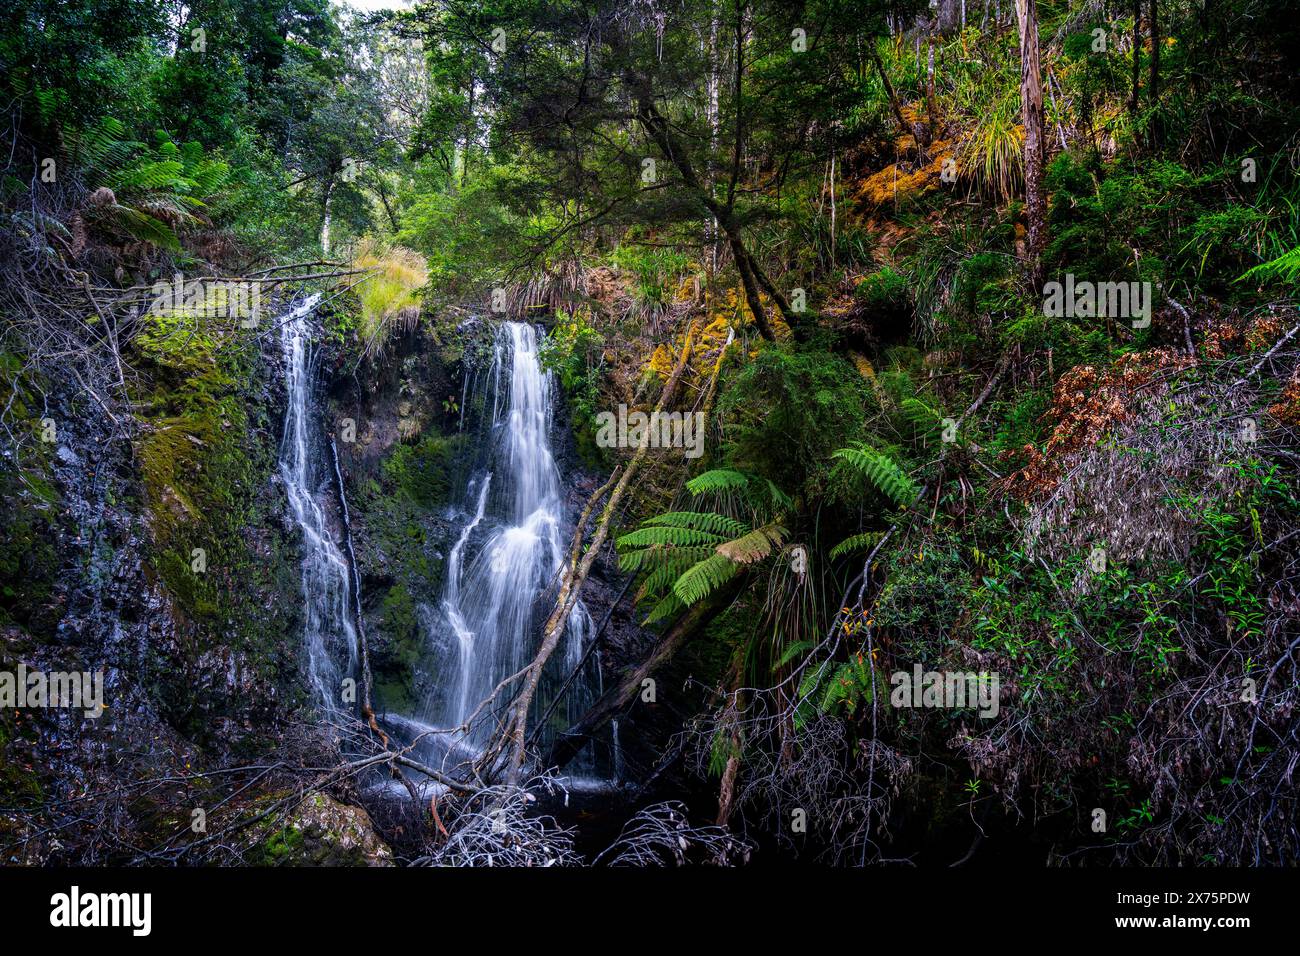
[775,639,814,669]
[673,553,740,605]
[834,443,918,506]
[830,531,887,560]
[617,526,726,549]
[716,523,787,564]
[1241,246,1300,284]
[644,511,748,537]
[686,469,751,496]
[644,591,685,625]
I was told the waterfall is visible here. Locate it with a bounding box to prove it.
[278,294,358,714]
[420,321,601,771]
[275,304,603,774]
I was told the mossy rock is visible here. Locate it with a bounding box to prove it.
[258,793,394,867]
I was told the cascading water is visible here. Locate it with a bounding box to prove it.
[278,294,358,714]
[416,321,603,773]
[276,302,604,776]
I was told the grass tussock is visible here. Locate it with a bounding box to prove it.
[351,240,429,357]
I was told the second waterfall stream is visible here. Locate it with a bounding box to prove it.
[417,319,602,775]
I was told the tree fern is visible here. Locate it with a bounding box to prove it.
[617,525,729,549]
[775,638,815,669]
[716,522,787,564]
[685,469,751,496]
[686,468,790,518]
[673,552,741,605]
[62,118,231,251]
[642,511,748,536]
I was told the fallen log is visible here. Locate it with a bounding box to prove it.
[543,574,745,771]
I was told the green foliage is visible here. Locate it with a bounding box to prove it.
[1045,152,1300,299]
[538,307,604,434]
[618,472,789,623]
[1241,244,1300,285]
[380,436,462,509]
[853,266,912,318]
[67,118,232,251]
[373,582,422,712]
[829,531,887,561]
[718,346,869,497]
[832,443,918,507]
[609,243,693,317]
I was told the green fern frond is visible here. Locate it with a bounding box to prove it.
[1241,245,1300,284]
[899,397,942,441]
[100,206,181,250]
[673,553,740,605]
[644,511,748,537]
[617,525,727,549]
[636,563,687,597]
[760,479,793,513]
[685,469,751,496]
[829,531,887,560]
[716,523,788,564]
[644,591,685,624]
[775,639,814,669]
[833,443,918,506]
[617,543,714,573]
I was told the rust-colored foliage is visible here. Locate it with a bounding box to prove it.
[1002,349,1193,499]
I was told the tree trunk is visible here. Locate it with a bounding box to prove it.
[925,27,940,142]
[613,25,801,341]
[461,75,475,187]
[1015,0,1046,291]
[1129,0,1141,116]
[869,45,922,161]
[635,93,791,340]
[1147,0,1160,144]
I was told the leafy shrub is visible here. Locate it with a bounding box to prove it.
[718,346,869,498]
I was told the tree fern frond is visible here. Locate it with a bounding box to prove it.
[830,531,887,560]
[716,522,787,564]
[899,397,942,441]
[99,206,181,250]
[644,591,685,624]
[686,469,752,496]
[644,511,748,537]
[617,525,727,549]
[834,443,918,506]
[673,553,740,605]
[617,542,714,573]
[760,479,793,513]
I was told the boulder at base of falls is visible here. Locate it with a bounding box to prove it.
[259,794,394,867]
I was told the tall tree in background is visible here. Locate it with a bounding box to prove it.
[409,0,909,340]
[1015,0,1046,290]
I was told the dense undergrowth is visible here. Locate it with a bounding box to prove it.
[1,0,1298,866]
